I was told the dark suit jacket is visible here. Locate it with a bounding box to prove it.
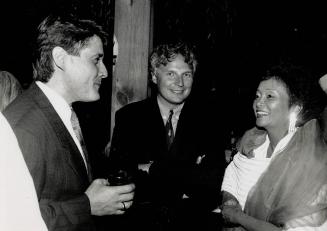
[109,96,227,210]
[4,83,95,231]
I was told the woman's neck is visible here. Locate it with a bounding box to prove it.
[266,127,288,156]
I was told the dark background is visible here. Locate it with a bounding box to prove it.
[152,0,327,136]
[1,0,327,150]
[0,0,115,165]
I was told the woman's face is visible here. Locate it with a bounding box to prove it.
[253,78,292,132]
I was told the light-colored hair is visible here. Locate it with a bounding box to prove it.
[0,71,22,111]
[149,41,198,76]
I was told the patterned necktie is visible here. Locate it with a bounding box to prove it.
[70,108,92,181]
[165,110,174,149]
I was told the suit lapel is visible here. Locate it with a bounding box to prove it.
[174,102,188,141]
[29,83,90,183]
[169,100,194,155]
[149,98,169,151]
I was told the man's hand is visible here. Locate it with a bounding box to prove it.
[85,179,135,216]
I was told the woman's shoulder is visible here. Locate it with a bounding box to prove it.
[238,127,267,157]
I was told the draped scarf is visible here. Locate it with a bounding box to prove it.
[241,119,327,229]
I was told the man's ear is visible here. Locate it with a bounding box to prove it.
[52,47,66,71]
[151,72,158,84]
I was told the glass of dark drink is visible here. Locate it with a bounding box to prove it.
[107,169,132,186]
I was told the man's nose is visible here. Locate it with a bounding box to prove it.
[99,62,108,78]
[175,74,184,86]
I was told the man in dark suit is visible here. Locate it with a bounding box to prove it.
[108,41,226,230]
[4,14,135,231]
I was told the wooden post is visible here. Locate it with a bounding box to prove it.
[108,0,152,149]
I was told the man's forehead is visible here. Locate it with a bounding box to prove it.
[79,36,104,53]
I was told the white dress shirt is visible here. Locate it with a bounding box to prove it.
[157,97,184,134]
[36,81,88,168]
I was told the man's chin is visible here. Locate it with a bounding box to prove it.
[168,98,186,105]
[83,94,100,102]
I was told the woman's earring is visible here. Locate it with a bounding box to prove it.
[288,112,297,133]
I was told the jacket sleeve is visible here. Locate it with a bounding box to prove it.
[39,194,92,229]
[14,127,94,230]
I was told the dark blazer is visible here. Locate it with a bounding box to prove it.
[4,83,95,231]
[109,96,226,209]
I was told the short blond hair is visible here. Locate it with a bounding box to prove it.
[0,71,22,111]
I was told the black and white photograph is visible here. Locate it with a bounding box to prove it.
[1,1,327,231]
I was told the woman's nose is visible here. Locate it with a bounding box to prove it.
[256,97,265,107]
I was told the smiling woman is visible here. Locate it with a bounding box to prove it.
[219,63,327,231]
[253,77,301,157]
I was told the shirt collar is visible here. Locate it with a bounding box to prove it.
[157,96,184,120]
[36,81,72,123]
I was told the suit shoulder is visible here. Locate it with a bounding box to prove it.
[4,95,33,124]
[3,90,45,133]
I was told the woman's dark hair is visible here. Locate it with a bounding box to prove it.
[261,63,325,126]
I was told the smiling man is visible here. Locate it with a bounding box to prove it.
[108,41,226,231]
[3,14,135,231]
